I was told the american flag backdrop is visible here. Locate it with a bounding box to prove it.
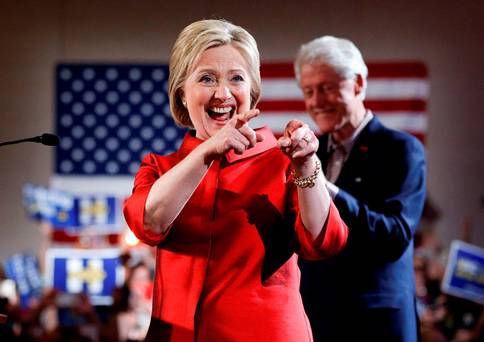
[53,64,186,196]
[254,62,428,142]
[52,62,428,196]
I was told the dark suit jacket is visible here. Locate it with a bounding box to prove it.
[299,116,426,342]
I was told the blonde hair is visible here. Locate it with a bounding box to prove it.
[168,19,261,127]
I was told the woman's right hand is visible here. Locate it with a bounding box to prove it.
[203,108,264,158]
[142,108,264,234]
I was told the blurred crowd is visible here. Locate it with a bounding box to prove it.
[1,202,483,341]
[0,246,154,342]
[413,197,484,342]
[414,227,483,342]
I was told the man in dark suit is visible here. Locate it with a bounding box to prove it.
[295,36,426,342]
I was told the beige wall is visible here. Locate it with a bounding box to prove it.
[1,0,483,260]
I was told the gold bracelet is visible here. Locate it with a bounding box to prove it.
[292,159,321,188]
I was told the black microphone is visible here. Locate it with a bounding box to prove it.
[0,133,60,147]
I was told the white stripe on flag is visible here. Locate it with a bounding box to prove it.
[366,79,429,99]
[261,80,300,99]
[261,79,429,100]
[252,113,319,133]
[377,112,428,132]
[253,112,427,135]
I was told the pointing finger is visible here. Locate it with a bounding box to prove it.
[235,109,260,129]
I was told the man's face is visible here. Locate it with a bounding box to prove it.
[299,63,362,138]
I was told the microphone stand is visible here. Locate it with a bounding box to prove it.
[0,137,42,147]
[0,134,59,147]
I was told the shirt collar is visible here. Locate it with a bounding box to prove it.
[177,130,203,160]
[327,110,374,154]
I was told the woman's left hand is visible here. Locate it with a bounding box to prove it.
[278,120,332,243]
[278,120,319,175]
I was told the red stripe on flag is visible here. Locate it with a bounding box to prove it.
[258,100,303,111]
[365,99,427,111]
[260,62,428,79]
[261,63,295,78]
[366,62,428,78]
[258,100,426,112]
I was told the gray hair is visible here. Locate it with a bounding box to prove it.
[294,36,368,99]
[169,19,261,128]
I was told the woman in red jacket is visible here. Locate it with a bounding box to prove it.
[123,19,348,341]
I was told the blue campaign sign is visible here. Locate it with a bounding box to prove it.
[442,240,484,304]
[23,184,77,227]
[75,196,122,232]
[3,253,43,307]
[22,184,123,232]
[44,248,124,305]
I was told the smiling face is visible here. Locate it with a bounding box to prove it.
[182,44,252,140]
[300,63,365,141]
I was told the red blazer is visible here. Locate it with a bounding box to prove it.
[124,127,348,341]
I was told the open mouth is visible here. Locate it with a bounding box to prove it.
[207,106,235,122]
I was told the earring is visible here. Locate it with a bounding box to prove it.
[182,99,187,107]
